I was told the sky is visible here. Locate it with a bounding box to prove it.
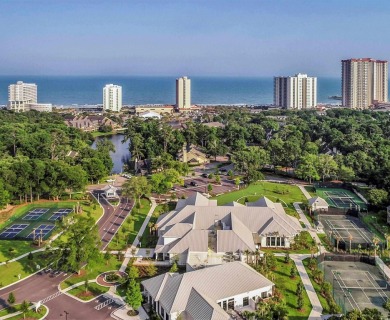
[0,0,389,77]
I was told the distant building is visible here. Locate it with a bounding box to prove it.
[178,144,209,164]
[308,197,329,212]
[28,103,53,112]
[135,105,174,115]
[342,58,388,109]
[176,76,191,110]
[8,81,37,112]
[142,261,274,320]
[274,73,317,109]
[103,84,122,112]
[138,111,162,119]
[64,115,118,132]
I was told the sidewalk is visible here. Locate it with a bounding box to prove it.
[291,254,323,320]
[120,198,157,272]
[297,184,312,200]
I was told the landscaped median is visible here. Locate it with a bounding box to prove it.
[60,255,122,290]
[66,281,109,302]
[0,302,48,320]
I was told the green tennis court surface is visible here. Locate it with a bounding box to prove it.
[314,187,367,210]
[0,205,73,241]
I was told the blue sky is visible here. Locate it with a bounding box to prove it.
[0,0,389,76]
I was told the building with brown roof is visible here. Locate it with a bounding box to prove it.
[178,144,209,164]
[64,115,118,132]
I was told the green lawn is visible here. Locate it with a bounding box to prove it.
[0,252,52,288]
[107,198,151,251]
[273,257,312,319]
[4,306,47,320]
[0,302,47,319]
[0,240,35,263]
[60,255,122,289]
[67,282,109,301]
[361,213,387,241]
[302,258,334,314]
[213,181,307,219]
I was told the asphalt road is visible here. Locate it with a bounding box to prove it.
[0,189,132,319]
[91,190,133,250]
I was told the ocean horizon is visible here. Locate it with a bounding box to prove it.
[0,75,350,106]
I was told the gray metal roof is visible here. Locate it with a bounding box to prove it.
[142,261,274,319]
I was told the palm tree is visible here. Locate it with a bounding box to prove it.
[372,236,380,257]
[335,235,341,253]
[244,249,250,264]
[254,249,260,267]
[348,234,353,253]
[20,300,30,319]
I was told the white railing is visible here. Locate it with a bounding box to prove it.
[95,298,114,310]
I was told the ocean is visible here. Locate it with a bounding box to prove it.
[0,76,344,106]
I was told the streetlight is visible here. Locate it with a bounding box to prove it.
[60,310,69,320]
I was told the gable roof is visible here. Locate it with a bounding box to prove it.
[308,196,328,207]
[142,262,274,319]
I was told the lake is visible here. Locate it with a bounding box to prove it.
[92,134,130,174]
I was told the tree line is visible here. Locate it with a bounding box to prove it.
[125,108,390,204]
[0,110,114,207]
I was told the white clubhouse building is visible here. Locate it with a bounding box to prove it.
[142,261,274,320]
[154,193,302,270]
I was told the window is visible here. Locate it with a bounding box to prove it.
[261,291,268,298]
[243,297,249,306]
[223,300,227,310]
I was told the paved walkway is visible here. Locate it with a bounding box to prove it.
[120,198,157,272]
[291,254,323,320]
[297,184,312,200]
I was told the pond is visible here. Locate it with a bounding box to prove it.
[92,134,131,174]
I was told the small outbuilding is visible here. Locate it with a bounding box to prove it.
[308,196,329,212]
[103,185,118,199]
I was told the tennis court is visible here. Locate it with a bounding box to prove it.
[319,215,374,250]
[26,224,55,239]
[23,208,50,220]
[0,224,29,239]
[314,187,367,210]
[49,208,73,221]
[322,260,390,313]
[0,205,73,241]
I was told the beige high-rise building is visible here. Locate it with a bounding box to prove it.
[176,76,191,109]
[103,84,122,112]
[8,81,38,112]
[342,58,388,109]
[274,73,317,109]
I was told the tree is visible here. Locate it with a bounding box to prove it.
[284,253,290,264]
[0,180,10,209]
[7,292,15,305]
[297,294,304,310]
[125,278,143,311]
[145,264,158,277]
[84,279,89,293]
[20,300,30,319]
[295,154,320,183]
[122,176,151,206]
[170,261,178,273]
[290,265,297,279]
[128,265,140,279]
[104,251,111,265]
[49,215,101,273]
[231,147,269,183]
[367,189,388,207]
[317,154,338,181]
[207,184,213,192]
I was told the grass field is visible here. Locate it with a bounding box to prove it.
[67,282,109,301]
[0,252,52,288]
[60,255,122,289]
[107,198,150,251]
[0,200,103,262]
[0,303,47,320]
[213,181,307,219]
[273,257,312,319]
